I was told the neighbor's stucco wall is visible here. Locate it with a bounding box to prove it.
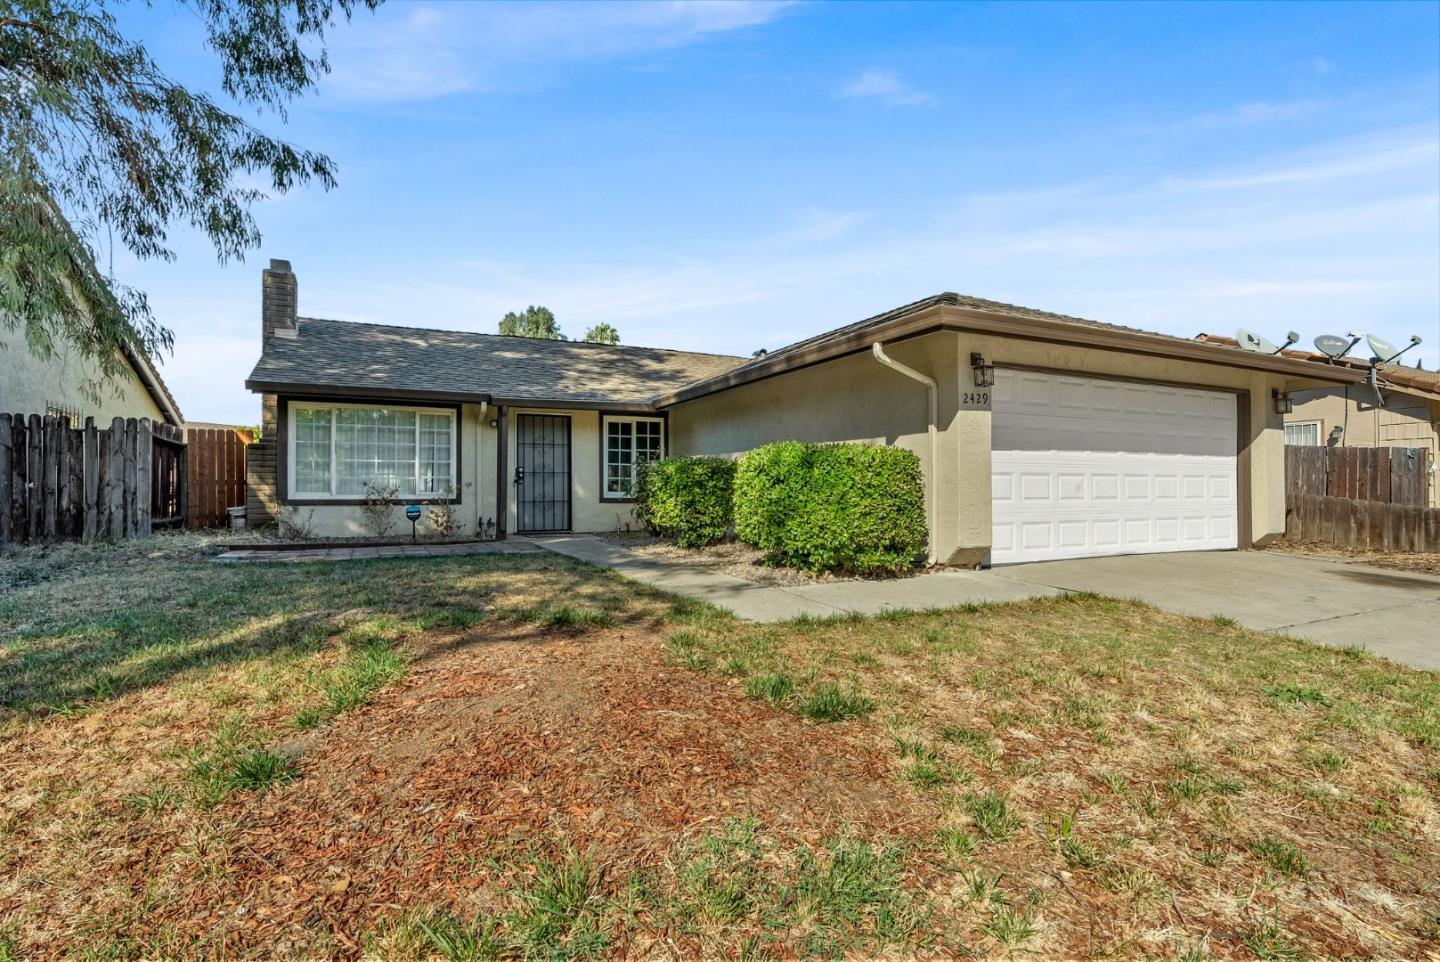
[1288,388,1440,506]
[669,329,1296,564]
[0,325,164,423]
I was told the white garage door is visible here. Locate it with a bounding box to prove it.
[990,369,1238,565]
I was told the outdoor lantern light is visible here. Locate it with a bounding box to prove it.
[488,418,499,429]
[970,352,995,388]
[1272,390,1294,415]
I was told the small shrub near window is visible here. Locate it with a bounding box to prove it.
[359,482,401,538]
[733,441,926,575]
[634,456,736,547]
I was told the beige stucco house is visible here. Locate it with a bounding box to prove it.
[1,323,183,428]
[1196,334,1439,507]
[246,260,1370,565]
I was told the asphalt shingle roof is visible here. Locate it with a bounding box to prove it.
[246,317,746,406]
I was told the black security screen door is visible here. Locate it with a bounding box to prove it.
[515,414,571,533]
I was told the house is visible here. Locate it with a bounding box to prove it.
[1196,334,1439,507]
[245,259,1370,565]
[1,321,183,428]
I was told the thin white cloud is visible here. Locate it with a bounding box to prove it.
[1179,98,1329,129]
[1312,55,1336,75]
[323,1,796,102]
[775,208,874,247]
[838,69,933,107]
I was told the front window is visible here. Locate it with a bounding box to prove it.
[603,416,664,498]
[289,403,456,498]
[1284,421,1322,446]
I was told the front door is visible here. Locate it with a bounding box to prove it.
[515,414,571,533]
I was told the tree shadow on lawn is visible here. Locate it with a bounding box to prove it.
[0,552,668,718]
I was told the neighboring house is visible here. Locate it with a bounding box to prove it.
[246,259,1369,565]
[1,323,183,427]
[1196,334,1439,507]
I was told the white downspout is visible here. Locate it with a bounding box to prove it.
[871,342,939,565]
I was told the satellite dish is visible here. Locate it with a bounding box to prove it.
[1366,333,1398,362]
[1365,332,1423,364]
[1236,328,1279,354]
[1313,334,1353,358]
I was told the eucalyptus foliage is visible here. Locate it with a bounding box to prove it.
[499,304,563,340]
[1,0,375,390]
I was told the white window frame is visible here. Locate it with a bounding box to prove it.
[286,401,458,501]
[601,415,665,500]
[1284,420,1323,447]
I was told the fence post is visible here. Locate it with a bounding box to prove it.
[0,416,9,547]
[181,434,192,529]
[137,420,153,537]
[82,418,99,543]
[106,417,125,541]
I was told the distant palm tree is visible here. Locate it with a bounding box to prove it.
[583,323,620,345]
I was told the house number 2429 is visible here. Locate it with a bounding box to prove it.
[962,391,990,406]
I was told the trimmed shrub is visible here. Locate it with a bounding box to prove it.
[734,441,926,575]
[634,456,736,547]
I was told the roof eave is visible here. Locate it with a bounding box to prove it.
[245,379,663,413]
[939,305,1371,385]
[123,342,184,426]
[245,379,492,407]
[654,302,1370,407]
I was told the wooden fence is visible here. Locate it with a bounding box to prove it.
[0,414,185,545]
[1285,493,1440,552]
[186,427,247,528]
[1285,445,1429,506]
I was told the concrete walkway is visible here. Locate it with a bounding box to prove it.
[214,540,539,563]
[529,535,1065,620]
[530,535,1440,670]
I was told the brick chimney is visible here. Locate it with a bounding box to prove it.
[262,259,297,340]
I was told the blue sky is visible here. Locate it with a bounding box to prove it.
[113,1,1439,424]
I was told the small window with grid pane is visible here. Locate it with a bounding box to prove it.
[602,416,664,498]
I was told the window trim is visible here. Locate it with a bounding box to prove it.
[280,396,462,505]
[598,413,667,503]
[1283,419,1323,447]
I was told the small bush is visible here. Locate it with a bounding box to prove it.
[733,441,926,575]
[634,457,736,547]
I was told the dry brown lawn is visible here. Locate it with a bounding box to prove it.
[1,533,1436,960]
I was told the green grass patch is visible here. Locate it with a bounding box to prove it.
[1250,836,1310,878]
[963,790,1021,842]
[798,682,874,722]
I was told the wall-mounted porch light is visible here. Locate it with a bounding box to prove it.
[970,352,995,388]
[1272,389,1294,415]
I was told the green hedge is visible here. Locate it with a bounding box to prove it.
[733,441,927,575]
[634,456,736,547]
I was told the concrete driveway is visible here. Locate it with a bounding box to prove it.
[986,551,1440,670]
[533,537,1440,671]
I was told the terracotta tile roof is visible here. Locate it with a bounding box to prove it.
[246,316,746,406]
[1195,334,1440,398]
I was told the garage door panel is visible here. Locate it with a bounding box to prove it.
[990,370,1237,564]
